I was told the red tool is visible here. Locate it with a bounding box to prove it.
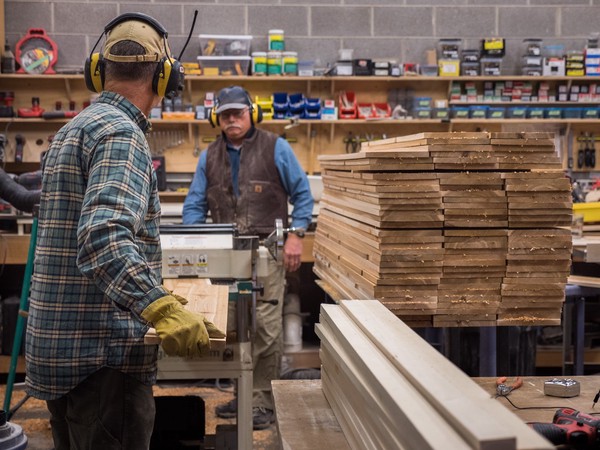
[530,408,600,450]
[42,110,78,120]
[17,97,44,118]
[496,376,523,397]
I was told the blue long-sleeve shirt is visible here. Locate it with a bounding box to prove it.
[183,136,313,230]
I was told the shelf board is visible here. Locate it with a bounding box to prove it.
[450,101,600,106]
[6,116,600,126]
[3,74,600,83]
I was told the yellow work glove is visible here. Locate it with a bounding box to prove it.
[141,295,224,357]
[162,286,188,305]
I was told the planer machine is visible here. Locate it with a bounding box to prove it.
[156,221,291,449]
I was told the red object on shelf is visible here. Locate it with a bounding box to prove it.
[15,28,58,74]
[17,97,44,118]
[372,102,391,118]
[357,102,374,119]
[338,91,357,119]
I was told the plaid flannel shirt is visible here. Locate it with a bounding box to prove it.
[25,91,168,400]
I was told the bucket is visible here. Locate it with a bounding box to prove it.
[283,293,302,352]
[251,51,267,75]
[283,313,302,353]
[282,51,298,75]
[267,51,282,75]
[268,29,285,51]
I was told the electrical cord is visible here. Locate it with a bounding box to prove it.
[496,394,567,411]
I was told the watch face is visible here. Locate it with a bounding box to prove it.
[21,48,51,74]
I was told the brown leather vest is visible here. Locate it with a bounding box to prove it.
[205,129,288,236]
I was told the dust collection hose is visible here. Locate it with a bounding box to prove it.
[0,167,40,213]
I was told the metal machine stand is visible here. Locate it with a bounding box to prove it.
[158,225,262,449]
[154,281,255,449]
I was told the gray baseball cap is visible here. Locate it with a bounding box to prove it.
[215,86,252,114]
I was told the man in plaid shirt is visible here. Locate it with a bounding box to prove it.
[25,13,223,450]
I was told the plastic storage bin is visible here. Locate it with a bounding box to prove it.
[451,106,470,118]
[372,103,391,118]
[432,108,450,119]
[199,34,252,56]
[415,108,432,119]
[487,107,505,119]
[357,103,374,119]
[339,91,357,119]
[469,105,489,119]
[563,107,583,119]
[414,97,432,109]
[197,56,251,76]
[583,107,599,118]
[573,202,600,223]
[544,107,562,119]
[527,107,545,118]
[288,93,305,115]
[506,106,527,118]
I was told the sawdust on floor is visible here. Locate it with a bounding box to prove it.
[0,381,280,450]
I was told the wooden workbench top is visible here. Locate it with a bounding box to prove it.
[273,376,600,449]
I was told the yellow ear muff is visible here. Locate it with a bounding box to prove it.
[85,53,104,93]
[209,106,218,128]
[251,103,263,124]
[154,57,171,98]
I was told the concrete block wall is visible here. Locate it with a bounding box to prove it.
[4,1,600,74]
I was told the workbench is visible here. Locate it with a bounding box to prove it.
[273,377,600,449]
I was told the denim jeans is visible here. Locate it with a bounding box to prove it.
[46,367,155,450]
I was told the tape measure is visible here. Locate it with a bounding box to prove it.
[15,28,58,74]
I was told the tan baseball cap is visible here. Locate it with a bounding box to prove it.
[103,19,171,63]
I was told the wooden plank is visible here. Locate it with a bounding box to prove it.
[339,300,553,450]
[145,279,228,349]
[317,305,471,450]
[0,233,30,264]
[568,275,600,289]
[272,380,350,450]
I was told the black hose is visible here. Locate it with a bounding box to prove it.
[0,167,40,213]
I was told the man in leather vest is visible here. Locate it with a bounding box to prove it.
[182,86,313,429]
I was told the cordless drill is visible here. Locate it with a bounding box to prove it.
[530,408,600,450]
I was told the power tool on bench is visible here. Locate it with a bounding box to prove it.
[529,408,600,449]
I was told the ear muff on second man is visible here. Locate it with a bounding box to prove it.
[84,12,184,99]
[209,86,263,128]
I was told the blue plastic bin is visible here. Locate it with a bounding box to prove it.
[469,105,489,119]
[563,107,583,119]
[506,106,527,118]
[487,107,506,119]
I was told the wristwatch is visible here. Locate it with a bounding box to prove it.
[288,227,305,238]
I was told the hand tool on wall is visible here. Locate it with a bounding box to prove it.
[193,125,201,157]
[529,408,599,450]
[42,110,78,120]
[495,376,523,397]
[14,135,25,163]
[578,133,585,169]
[567,129,574,169]
[585,132,593,168]
[589,133,596,169]
[0,134,6,164]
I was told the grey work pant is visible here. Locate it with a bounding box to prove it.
[227,250,285,410]
[46,367,155,450]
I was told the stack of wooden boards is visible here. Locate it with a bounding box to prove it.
[316,300,553,450]
[313,132,572,327]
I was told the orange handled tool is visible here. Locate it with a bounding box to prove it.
[496,376,523,397]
